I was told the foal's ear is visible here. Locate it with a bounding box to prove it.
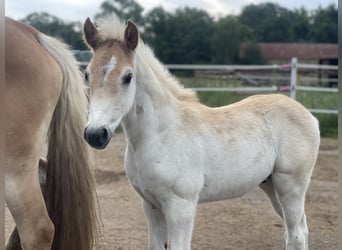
[124,20,139,51]
[83,17,100,49]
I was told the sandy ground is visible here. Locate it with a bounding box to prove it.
[5,134,337,250]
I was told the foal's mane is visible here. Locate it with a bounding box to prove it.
[95,14,198,103]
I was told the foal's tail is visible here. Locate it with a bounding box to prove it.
[38,34,99,250]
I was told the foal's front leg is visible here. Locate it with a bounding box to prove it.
[162,195,197,250]
[143,201,168,250]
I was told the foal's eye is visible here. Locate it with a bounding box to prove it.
[122,73,133,85]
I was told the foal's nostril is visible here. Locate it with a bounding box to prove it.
[84,127,89,141]
[99,127,109,144]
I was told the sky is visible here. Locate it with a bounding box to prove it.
[6,0,338,22]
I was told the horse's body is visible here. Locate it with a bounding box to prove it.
[5,17,98,250]
[83,15,320,250]
[125,94,315,203]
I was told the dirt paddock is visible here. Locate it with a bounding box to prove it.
[5,134,337,249]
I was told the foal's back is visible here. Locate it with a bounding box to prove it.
[180,94,319,146]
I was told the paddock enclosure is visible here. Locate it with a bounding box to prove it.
[5,15,337,250]
[5,134,338,249]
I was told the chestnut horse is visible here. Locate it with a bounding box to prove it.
[83,15,320,250]
[5,17,98,250]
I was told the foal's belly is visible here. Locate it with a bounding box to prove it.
[198,152,275,203]
[125,134,276,205]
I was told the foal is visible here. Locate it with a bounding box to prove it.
[83,15,320,250]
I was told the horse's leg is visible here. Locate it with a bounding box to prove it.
[272,173,309,250]
[6,153,54,249]
[6,227,21,250]
[162,195,197,250]
[143,201,168,250]
[6,157,48,250]
[259,176,283,219]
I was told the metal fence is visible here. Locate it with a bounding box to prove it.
[78,57,338,115]
[166,58,338,115]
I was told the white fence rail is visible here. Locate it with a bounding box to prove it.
[166,58,338,115]
[77,57,338,115]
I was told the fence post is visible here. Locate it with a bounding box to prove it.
[290,57,297,100]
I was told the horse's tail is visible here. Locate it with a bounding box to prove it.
[38,34,99,250]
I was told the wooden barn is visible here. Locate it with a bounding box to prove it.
[257,43,338,86]
[258,43,338,66]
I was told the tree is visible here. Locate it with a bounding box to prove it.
[95,0,144,26]
[21,12,86,50]
[239,3,294,42]
[20,3,337,64]
[143,7,172,61]
[310,4,337,43]
[290,8,311,42]
[169,7,214,64]
[211,16,251,64]
[144,7,213,64]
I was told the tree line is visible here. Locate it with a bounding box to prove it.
[21,0,337,64]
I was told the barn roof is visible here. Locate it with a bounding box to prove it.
[259,43,338,60]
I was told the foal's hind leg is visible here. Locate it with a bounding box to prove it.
[259,176,283,219]
[272,172,310,250]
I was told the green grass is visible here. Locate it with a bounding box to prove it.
[296,91,338,137]
[176,76,338,138]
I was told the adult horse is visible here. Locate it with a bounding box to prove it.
[83,15,320,250]
[5,17,98,250]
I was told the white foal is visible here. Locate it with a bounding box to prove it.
[83,15,320,250]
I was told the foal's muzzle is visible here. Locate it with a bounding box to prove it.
[84,126,112,149]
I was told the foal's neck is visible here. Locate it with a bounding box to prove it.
[122,48,178,147]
